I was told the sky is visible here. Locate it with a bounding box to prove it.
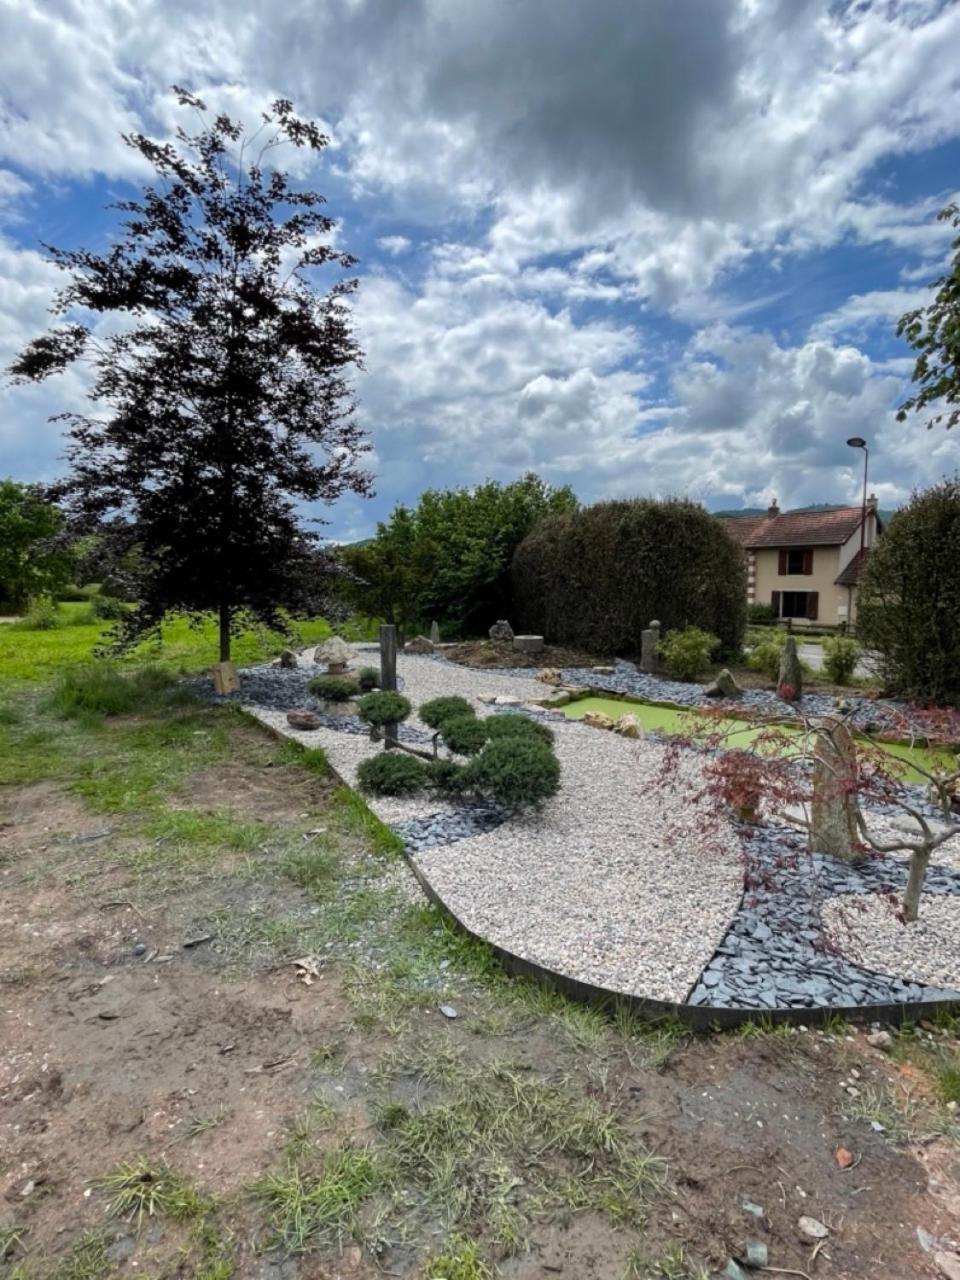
[1,0,959,541]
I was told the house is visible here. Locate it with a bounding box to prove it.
[720,497,881,627]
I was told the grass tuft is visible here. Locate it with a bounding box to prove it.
[93,1158,211,1227]
[423,1235,492,1279]
[252,1147,386,1253]
[48,1231,111,1280]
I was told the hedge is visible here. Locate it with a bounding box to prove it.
[511,498,746,657]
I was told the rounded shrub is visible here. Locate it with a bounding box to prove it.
[308,674,360,703]
[419,695,475,730]
[91,594,127,620]
[462,737,560,810]
[357,752,429,796]
[12,597,60,631]
[484,713,555,746]
[511,497,746,658]
[747,602,776,624]
[357,666,380,691]
[746,628,787,680]
[658,626,719,681]
[425,757,467,795]
[440,714,491,757]
[357,690,413,726]
[821,635,860,685]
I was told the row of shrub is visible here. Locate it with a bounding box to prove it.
[11,593,128,631]
[510,498,746,658]
[354,693,560,811]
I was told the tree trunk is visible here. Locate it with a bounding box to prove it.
[219,601,231,663]
[810,716,860,860]
[903,848,931,923]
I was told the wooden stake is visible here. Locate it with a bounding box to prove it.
[379,624,398,748]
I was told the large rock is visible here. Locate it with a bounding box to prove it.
[704,668,742,699]
[489,619,514,642]
[278,648,298,669]
[583,712,615,730]
[538,691,572,708]
[537,668,563,685]
[513,634,545,654]
[777,635,803,701]
[640,620,661,674]
[287,709,321,730]
[810,715,860,861]
[615,713,644,739]
[404,635,434,654]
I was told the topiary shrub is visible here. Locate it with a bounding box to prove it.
[462,737,560,810]
[511,497,746,658]
[857,477,960,705]
[746,628,787,680]
[357,752,429,796]
[425,757,467,795]
[658,626,719,681]
[484,713,554,746]
[822,635,860,685]
[419,695,475,730]
[308,674,360,703]
[357,690,413,726]
[357,666,380,691]
[440,714,491,757]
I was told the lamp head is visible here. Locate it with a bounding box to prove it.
[846,436,867,449]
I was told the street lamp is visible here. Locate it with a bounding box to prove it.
[846,436,869,556]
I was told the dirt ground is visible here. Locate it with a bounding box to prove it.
[3,710,960,1279]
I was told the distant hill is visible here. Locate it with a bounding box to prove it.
[715,502,897,523]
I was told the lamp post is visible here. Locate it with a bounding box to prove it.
[846,436,869,556]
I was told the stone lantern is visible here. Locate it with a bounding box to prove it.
[314,635,355,674]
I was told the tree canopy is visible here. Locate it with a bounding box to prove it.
[0,479,71,610]
[857,476,960,706]
[897,201,960,432]
[339,473,578,637]
[8,88,370,659]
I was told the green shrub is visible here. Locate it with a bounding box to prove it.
[419,695,475,729]
[484,713,554,746]
[47,664,185,718]
[12,597,61,631]
[91,594,127,620]
[357,666,380,691]
[441,714,491,757]
[425,757,467,794]
[857,477,960,705]
[462,737,560,810]
[822,635,860,685]
[511,497,746,658]
[658,626,719,681]
[357,691,413,726]
[746,628,787,680]
[357,751,429,796]
[308,674,360,703]
[748,602,775,624]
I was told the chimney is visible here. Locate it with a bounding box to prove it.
[866,493,878,515]
[767,498,780,517]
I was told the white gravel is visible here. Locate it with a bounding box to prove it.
[248,653,744,1004]
[823,894,960,990]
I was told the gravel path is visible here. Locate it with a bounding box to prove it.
[823,895,960,991]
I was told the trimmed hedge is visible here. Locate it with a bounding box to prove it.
[308,674,359,702]
[419,695,475,729]
[357,752,429,796]
[440,713,491,757]
[461,737,560,810]
[484,714,554,746]
[357,691,412,726]
[511,498,746,657]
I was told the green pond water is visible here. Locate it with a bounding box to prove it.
[560,695,949,784]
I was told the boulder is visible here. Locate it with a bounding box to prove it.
[592,665,615,675]
[615,713,644,739]
[704,668,742,699]
[777,635,803,701]
[279,648,298,669]
[287,709,321,730]
[489,619,514,642]
[810,715,859,860]
[537,668,563,685]
[477,693,499,704]
[539,691,572,708]
[494,695,521,706]
[404,635,434,654]
[513,634,545,654]
[583,712,615,730]
[315,635,355,673]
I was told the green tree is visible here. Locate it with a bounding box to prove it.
[897,202,960,431]
[0,480,71,610]
[857,476,960,705]
[341,473,577,638]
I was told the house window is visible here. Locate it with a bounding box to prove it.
[781,591,808,618]
[779,548,813,575]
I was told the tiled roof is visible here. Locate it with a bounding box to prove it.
[834,547,868,586]
[719,506,864,549]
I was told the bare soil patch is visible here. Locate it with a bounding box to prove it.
[443,639,611,670]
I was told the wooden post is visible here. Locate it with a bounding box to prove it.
[380,624,399,749]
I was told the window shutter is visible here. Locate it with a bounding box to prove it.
[803,549,813,575]
[806,591,819,620]
[771,590,781,616]
[778,549,787,575]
